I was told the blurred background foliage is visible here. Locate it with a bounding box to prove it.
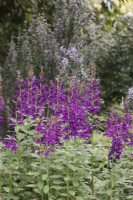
[0,0,133,129]
[0,0,130,66]
[0,0,55,66]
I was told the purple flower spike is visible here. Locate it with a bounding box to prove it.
[3,135,18,152]
[104,105,133,161]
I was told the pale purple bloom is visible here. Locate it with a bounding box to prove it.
[128,87,133,100]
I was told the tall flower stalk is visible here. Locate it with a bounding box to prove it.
[104,103,133,161]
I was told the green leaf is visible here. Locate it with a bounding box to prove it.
[126,196,133,199]
[31,153,40,158]
[73,181,79,187]
[60,193,67,197]
[51,186,64,190]
[76,197,82,200]
[28,130,36,135]
[68,164,76,171]
[64,177,70,181]
[34,188,42,195]
[27,171,40,176]
[0,162,3,170]
[25,184,36,188]
[111,179,115,188]
[107,189,113,196]
[88,195,96,199]
[49,194,56,199]
[0,142,4,149]
[53,180,64,185]
[43,185,49,193]
[20,126,27,133]
[50,175,63,179]
[31,162,40,168]
[3,187,10,193]
[42,174,48,181]
[55,165,64,170]
[15,125,20,133]
[17,133,25,141]
[69,190,75,196]
[54,158,63,163]
[37,182,43,190]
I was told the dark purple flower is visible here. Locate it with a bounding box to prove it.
[109,137,124,161]
[43,152,50,157]
[3,135,18,152]
[104,105,133,161]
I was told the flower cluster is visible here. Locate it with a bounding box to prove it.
[128,87,133,100]
[3,135,18,152]
[60,46,83,71]
[127,87,133,110]
[8,73,100,154]
[104,105,133,161]
[10,75,46,125]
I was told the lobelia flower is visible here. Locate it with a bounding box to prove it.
[3,135,18,152]
[9,72,101,154]
[11,75,47,124]
[7,75,47,153]
[10,75,62,153]
[103,108,124,161]
[51,74,100,140]
[121,101,133,147]
[104,104,133,161]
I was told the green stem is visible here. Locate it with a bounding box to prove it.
[109,160,115,200]
[66,92,70,200]
[39,153,44,200]
[9,150,13,197]
[73,137,77,197]
[0,171,2,197]
[41,193,44,200]
[91,132,94,195]
[110,160,116,200]
[16,124,21,175]
[66,141,69,200]
[46,156,50,199]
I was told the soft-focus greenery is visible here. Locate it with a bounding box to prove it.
[97,14,133,106]
[0,0,54,66]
